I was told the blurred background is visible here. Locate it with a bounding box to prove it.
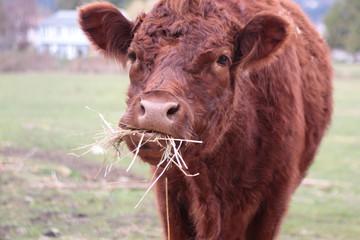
[0,0,359,239]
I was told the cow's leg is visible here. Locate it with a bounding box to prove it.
[154,173,196,240]
[245,183,293,240]
[153,165,222,240]
[245,206,286,239]
[185,170,222,240]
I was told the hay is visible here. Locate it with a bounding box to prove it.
[71,106,202,208]
[166,177,170,239]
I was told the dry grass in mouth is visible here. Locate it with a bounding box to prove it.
[71,106,202,208]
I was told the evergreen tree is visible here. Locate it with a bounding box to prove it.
[56,0,131,9]
[0,0,7,36]
[324,0,360,61]
[56,0,88,9]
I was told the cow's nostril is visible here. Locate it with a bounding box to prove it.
[139,104,145,116]
[167,105,179,118]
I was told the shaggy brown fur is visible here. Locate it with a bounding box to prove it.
[79,0,333,239]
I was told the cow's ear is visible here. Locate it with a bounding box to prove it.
[78,2,133,64]
[238,13,290,69]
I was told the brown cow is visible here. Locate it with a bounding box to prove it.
[79,0,332,239]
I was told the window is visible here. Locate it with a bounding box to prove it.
[56,26,62,36]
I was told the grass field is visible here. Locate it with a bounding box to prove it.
[0,63,359,239]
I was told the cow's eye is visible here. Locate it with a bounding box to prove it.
[217,55,229,66]
[128,52,137,62]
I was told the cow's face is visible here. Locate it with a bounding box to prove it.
[79,1,290,163]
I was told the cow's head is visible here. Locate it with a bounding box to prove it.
[79,1,290,164]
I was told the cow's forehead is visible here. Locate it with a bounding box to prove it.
[130,2,238,62]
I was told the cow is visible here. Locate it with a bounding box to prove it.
[79,0,333,239]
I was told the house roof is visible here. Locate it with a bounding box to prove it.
[39,10,79,27]
[39,9,128,27]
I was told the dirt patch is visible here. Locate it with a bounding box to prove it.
[67,56,123,73]
[0,51,60,72]
[0,147,146,186]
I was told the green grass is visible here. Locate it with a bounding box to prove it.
[0,160,160,239]
[0,73,128,150]
[0,72,158,240]
[0,64,360,239]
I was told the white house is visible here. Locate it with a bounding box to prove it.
[30,10,90,59]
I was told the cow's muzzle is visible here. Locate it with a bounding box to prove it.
[137,91,181,136]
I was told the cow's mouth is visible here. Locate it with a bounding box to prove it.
[119,123,199,166]
[125,130,167,152]
[119,126,174,165]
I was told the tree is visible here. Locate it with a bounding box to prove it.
[0,0,7,36]
[324,0,360,61]
[56,0,131,9]
[56,0,89,9]
[0,0,37,50]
